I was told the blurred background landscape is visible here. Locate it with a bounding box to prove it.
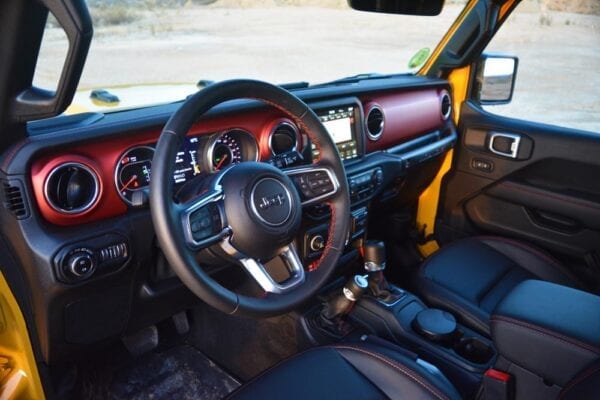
[36,0,599,131]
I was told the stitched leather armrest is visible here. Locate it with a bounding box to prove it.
[491,280,600,386]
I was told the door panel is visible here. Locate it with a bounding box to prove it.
[438,101,600,288]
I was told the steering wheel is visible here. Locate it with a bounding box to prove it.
[150,80,350,317]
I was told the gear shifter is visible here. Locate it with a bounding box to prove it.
[321,275,368,320]
[363,240,404,303]
[319,275,368,335]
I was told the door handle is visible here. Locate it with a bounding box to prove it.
[489,132,521,158]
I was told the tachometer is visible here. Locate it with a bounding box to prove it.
[115,146,154,205]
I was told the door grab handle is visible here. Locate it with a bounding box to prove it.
[489,132,521,158]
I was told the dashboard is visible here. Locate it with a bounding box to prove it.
[1,76,457,364]
[28,89,449,226]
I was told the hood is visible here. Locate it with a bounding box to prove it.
[65,83,200,115]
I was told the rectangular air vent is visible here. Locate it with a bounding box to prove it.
[2,180,29,219]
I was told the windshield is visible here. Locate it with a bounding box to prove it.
[33,0,465,114]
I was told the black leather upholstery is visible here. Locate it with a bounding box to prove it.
[491,280,600,387]
[416,236,582,335]
[228,343,461,400]
[559,360,600,400]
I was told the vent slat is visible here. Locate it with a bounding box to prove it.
[2,181,28,219]
[45,163,99,214]
[270,122,298,155]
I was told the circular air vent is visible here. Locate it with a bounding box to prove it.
[366,106,384,141]
[269,122,298,155]
[441,92,452,120]
[44,162,100,214]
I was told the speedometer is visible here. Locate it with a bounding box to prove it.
[115,146,154,205]
[205,129,259,172]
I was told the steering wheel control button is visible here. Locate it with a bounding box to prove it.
[289,168,337,203]
[250,178,292,226]
[189,203,222,242]
[306,171,334,195]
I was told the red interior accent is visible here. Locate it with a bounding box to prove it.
[31,88,446,226]
[30,108,290,226]
[361,89,446,152]
[258,117,302,161]
[485,369,512,383]
[30,154,111,226]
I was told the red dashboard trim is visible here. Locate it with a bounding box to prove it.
[258,117,302,160]
[361,89,447,152]
[31,154,115,226]
[31,108,289,226]
[30,89,448,227]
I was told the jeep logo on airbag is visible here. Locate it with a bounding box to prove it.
[259,193,286,210]
[250,178,292,226]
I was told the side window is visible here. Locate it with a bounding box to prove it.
[32,13,69,92]
[481,0,599,132]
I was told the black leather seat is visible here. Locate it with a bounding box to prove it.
[416,236,583,335]
[227,339,599,400]
[228,342,461,399]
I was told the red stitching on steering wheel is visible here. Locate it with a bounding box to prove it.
[250,97,339,272]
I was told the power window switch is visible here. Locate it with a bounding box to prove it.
[472,158,493,172]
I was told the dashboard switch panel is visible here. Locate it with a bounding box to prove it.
[54,233,130,284]
[348,168,383,202]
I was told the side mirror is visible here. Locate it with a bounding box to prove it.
[476,54,519,105]
[347,0,444,16]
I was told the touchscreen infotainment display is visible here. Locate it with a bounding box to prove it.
[313,105,359,161]
[323,117,353,144]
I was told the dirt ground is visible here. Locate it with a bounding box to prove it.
[35,2,599,132]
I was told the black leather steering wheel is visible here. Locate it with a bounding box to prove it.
[150,80,350,317]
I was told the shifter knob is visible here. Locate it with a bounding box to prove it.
[321,275,368,320]
[364,240,386,272]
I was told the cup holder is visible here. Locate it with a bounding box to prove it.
[454,337,494,364]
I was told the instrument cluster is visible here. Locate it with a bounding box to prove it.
[115,129,259,205]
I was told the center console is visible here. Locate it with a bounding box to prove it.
[302,238,600,400]
[302,241,496,398]
[352,287,495,397]
[300,98,389,263]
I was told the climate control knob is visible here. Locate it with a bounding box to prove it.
[65,250,96,279]
[310,234,326,252]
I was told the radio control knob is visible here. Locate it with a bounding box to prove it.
[310,235,326,252]
[65,251,95,279]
